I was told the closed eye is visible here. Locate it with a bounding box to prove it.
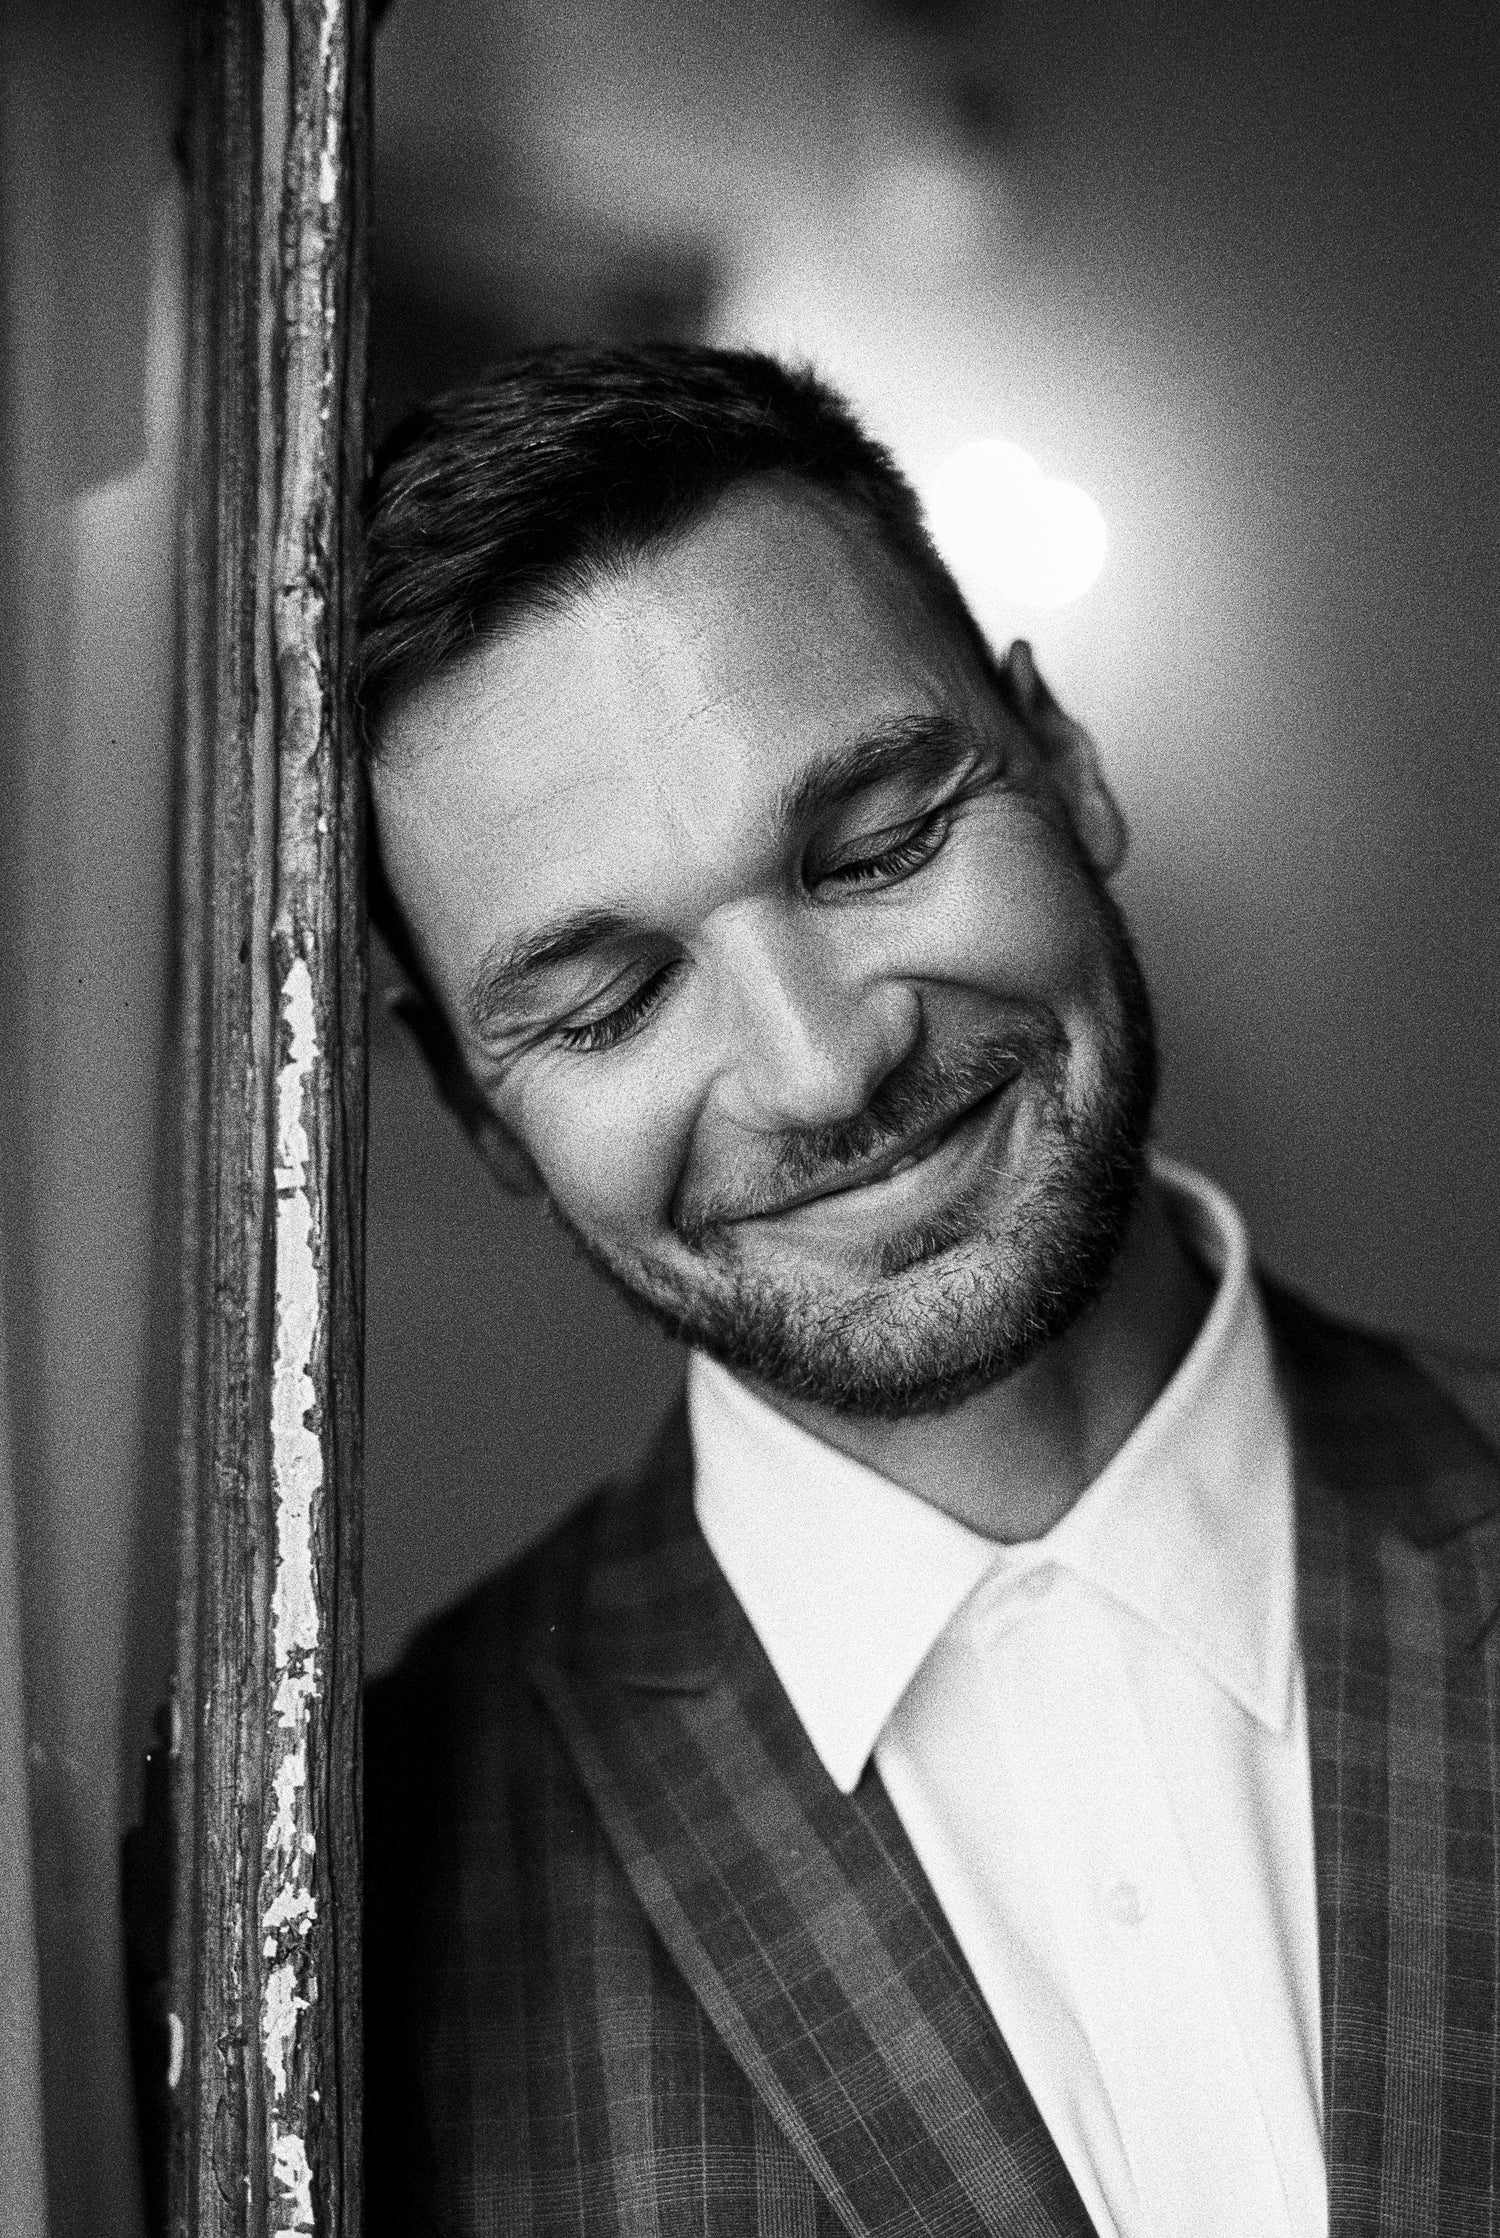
[553,960,682,1055]
[812,808,952,892]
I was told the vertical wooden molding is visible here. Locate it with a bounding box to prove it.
[171,2,368,2233]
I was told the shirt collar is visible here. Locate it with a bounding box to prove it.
[689,1158,1296,1795]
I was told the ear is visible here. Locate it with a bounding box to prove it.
[998,639,1128,877]
[387,987,544,1199]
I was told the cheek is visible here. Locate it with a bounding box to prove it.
[505,1052,699,1241]
[904,816,1106,1003]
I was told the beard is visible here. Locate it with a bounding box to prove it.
[545,871,1159,1420]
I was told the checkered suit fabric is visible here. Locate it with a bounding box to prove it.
[365,1453,849,2237]
[1280,1289,1500,2236]
[366,1284,1500,2237]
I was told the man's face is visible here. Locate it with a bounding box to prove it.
[374,480,1156,1417]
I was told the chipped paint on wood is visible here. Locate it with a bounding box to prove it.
[272,2137,315,2232]
[317,0,343,206]
[171,0,368,2230]
[261,955,323,2229]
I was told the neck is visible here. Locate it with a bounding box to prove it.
[745,1176,1215,1542]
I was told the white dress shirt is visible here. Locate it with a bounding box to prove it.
[689,1159,1328,2238]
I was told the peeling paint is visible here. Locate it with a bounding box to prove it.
[262,1957,311,2103]
[261,953,324,2234]
[273,2134,316,2231]
[317,0,342,205]
[181,0,361,2225]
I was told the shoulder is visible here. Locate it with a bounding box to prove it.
[364,1419,696,2230]
[368,1488,630,1810]
[370,1482,614,1724]
[1259,1273,1500,1532]
[363,1484,612,1933]
[1402,1334,1500,1455]
[1259,1272,1500,1429]
[365,1402,694,1823]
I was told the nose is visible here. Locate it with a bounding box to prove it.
[710,915,920,1134]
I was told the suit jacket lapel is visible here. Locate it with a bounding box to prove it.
[534,1414,1095,2238]
[1274,1285,1500,2237]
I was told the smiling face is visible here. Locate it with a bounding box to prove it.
[373,478,1157,1417]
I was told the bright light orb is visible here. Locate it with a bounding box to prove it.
[923,440,1107,612]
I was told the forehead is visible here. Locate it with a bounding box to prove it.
[373,481,996,969]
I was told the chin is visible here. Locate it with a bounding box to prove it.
[717,1197,1136,1420]
[569,1129,1148,1423]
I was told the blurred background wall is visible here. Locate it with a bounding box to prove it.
[1,2,185,2229]
[365,0,1500,1674]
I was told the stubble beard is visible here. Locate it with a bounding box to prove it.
[546,878,1159,1421]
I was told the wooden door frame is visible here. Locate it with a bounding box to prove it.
[169,3,369,2231]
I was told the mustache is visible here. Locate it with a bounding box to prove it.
[673,1015,1065,1239]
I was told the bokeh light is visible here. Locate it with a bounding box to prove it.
[923,439,1108,618]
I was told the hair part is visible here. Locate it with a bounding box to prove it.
[355,341,994,757]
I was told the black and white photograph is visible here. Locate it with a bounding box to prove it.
[1,2,1497,2234]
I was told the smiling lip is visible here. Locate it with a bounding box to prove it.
[733,1069,1021,1224]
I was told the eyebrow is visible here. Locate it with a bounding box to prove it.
[466,906,635,1035]
[465,713,986,1034]
[773,712,981,830]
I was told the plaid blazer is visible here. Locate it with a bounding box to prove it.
[365,1283,1500,2237]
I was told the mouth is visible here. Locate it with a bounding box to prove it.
[731,1067,1022,1226]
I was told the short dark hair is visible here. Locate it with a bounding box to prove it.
[355,341,993,753]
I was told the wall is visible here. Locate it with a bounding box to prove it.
[0,2,185,2228]
[364,0,1499,1673]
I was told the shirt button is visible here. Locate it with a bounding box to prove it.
[1104,1876,1149,1928]
[1017,1567,1053,1605]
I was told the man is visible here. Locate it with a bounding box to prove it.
[360,344,1500,2238]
